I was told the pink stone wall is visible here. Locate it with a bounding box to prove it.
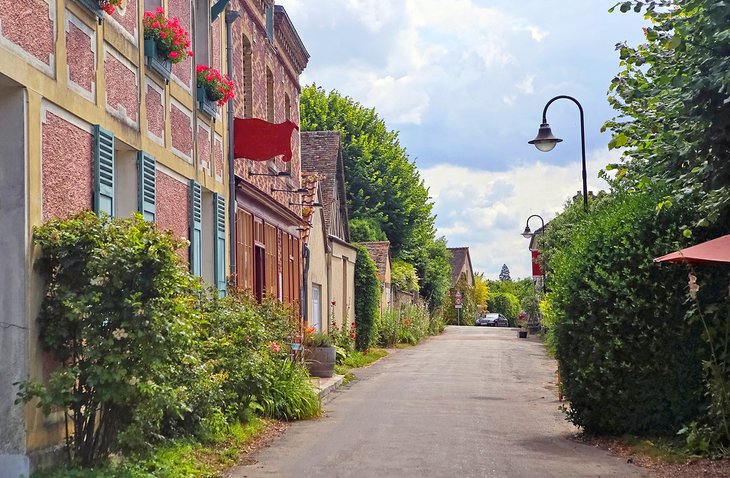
[0,0,54,67]
[105,47,139,124]
[214,136,223,180]
[170,102,193,159]
[66,18,95,93]
[145,80,164,139]
[197,125,210,169]
[42,112,93,220]
[156,171,189,261]
[169,0,191,88]
[212,17,221,72]
[109,0,138,39]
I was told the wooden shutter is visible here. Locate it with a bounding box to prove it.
[137,152,156,221]
[265,4,273,42]
[264,223,277,298]
[236,209,254,292]
[189,180,202,277]
[281,232,290,303]
[213,193,226,296]
[93,125,115,216]
[292,236,301,308]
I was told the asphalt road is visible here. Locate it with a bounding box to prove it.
[230,326,647,478]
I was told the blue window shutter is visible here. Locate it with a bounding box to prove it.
[265,5,274,42]
[93,125,115,216]
[213,193,226,296]
[137,152,156,222]
[189,180,202,277]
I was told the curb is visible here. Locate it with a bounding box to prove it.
[311,374,345,401]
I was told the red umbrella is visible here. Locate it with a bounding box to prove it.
[654,234,730,264]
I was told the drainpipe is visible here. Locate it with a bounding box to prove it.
[225,10,240,277]
[301,244,310,324]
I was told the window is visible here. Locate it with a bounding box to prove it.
[284,92,291,121]
[266,67,274,122]
[265,3,274,43]
[194,0,210,66]
[114,151,137,218]
[311,284,322,332]
[144,0,162,10]
[241,34,253,117]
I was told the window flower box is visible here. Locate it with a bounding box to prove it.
[196,65,235,120]
[76,0,125,19]
[143,39,172,81]
[196,86,218,119]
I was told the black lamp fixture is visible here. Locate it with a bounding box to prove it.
[521,214,546,294]
[528,95,588,210]
[248,169,291,178]
[289,201,323,207]
[271,187,308,193]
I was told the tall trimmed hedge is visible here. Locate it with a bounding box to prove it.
[354,243,379,350]
[544,190,704,435]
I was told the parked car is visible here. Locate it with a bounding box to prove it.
[475,313,509,327]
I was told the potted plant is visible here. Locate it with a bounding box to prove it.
[303,326,336,378]
[77,0,125,19]
[196,65,235,119]
[143,8,192,81]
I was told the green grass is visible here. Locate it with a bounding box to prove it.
[335,348,388,384]
[620,435,690,463]
[32,418,272,478]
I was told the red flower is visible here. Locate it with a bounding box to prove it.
[169,51,178,58]
[269,341,281,353]
[151,21,160,28]
[104,4,115,14]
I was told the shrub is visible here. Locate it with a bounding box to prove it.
[259,358,321,421]
[354,244,379,350]
[487,292,520,324]
[377,309,400,347]
[545,190,704,435]
[19,212,201,465]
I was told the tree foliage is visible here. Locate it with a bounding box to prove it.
[391,258,420,293]
[444,273,476,325]
[300,85,451,310]
[487,292,520,324]
[605,0,730,228]
[498,264,511,282]
[473,272,489,310]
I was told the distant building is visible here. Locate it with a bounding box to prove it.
[447,247,475,288]
[300,131,357,333]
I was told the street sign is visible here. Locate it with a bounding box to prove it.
[454,291,462,309]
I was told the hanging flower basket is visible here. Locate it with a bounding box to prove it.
[143,9,192,81]
[196,65,235,119]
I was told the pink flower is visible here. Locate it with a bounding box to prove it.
[156,6,164,13]
[206,75,213,81]
[269,341,281,353]
[151,21,160,28]
[187,50,194,56]
[160,32,167,38]
[169,51,179,58]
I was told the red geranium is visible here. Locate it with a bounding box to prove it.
[196,65,235,106]
[143,8,192,64]
[99,0,125,15]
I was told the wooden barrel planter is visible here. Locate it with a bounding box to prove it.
[304,346,336,378]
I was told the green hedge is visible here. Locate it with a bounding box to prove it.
[545,190,704,435]
[353,243,379,350]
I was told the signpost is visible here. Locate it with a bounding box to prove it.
[455,291,462,326]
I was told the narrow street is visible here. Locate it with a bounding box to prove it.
[230,326,646,478]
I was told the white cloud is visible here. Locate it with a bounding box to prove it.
[516,74,535,94]
[422,148,620,279]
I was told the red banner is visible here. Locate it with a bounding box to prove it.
[234,118,298,162]
[532,249,544,277]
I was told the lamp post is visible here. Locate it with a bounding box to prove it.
[521,214,546,294]
[528,95,588,210]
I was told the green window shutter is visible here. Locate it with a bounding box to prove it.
[213,193,226,296]
[189,180,202,277]
[137,152,156,222]
[93,125,115,216]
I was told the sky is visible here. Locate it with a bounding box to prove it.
[277,0,649,280]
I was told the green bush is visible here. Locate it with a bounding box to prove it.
[377,309,400,347]
[487,292,520,324]
[545,190,704,435]
[21,212,201,465]
[260,358,321,421]
[354,243,379,350]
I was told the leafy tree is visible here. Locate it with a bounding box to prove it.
[498,264,511,282]
[444,274,476,325]
[300,85,451,309]
[416,237,453,312]
[391,258,419,293]
[473,272,489,311]
[349,217,387,242]
[605,0,730,228]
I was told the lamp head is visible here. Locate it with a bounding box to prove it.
[528,123,563,152]
[521,225,533,239]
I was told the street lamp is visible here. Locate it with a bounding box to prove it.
[528,95,588,210]
[521,214,546,294]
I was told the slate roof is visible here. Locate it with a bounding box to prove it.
[362,241,391,282]
[301,131,350,242]
[447,247,474,287]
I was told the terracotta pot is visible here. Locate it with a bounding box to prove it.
[304,346,336,378]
